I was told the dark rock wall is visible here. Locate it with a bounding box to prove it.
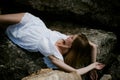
[0,0,120,30]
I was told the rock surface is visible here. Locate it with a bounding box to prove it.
[100,74,112,80]
[0,22,118,80]
[1,0,119,31]
[22,69,81,80]
[0,0,120,80]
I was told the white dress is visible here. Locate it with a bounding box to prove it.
[6,13,68,69]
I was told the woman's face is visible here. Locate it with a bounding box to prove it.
[63,35,78,48]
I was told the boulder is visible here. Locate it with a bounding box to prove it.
[22,69,81,80]
[0,0,119,79]
[100,74,112,80]
[0,22,117,80]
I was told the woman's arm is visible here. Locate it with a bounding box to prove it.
[0,13,25,24]
[89,41,99,80]
[76,62,105,75]
[89,41,98,62]
[49,55,76,72]
[48,55,105,75]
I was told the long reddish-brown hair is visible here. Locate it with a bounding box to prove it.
[64,33,91,68]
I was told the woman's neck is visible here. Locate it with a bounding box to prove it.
[55,39,69,55]
[57,46,68,55]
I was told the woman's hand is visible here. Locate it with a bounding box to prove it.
[76,62,105,75]
[89,62,105,80]
[92,62,105,70]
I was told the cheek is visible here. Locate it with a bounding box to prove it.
[65,39,73,46]
[66,41,72,47]
[68,39,73,44]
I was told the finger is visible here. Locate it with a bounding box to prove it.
[98,63,105,66]
[100,64,105,69]
[97,64,105,70]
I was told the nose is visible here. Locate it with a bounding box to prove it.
[67,36,73,41]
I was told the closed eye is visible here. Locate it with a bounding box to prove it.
[62,39,65,44]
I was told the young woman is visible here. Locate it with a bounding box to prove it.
[0,12,105,78]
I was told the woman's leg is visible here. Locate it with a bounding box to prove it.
[0,13,25,24]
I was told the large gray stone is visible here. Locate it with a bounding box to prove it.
[0,22,117,80]
[22,69,82,80]
[0,0,119,79]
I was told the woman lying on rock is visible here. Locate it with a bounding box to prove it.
[0,12,105,79]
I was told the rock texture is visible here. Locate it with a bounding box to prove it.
[0,0,120,32]
[0,0,120,80]
[100,74,112,80]
[0,22,117,80]
[22,69,81,80]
